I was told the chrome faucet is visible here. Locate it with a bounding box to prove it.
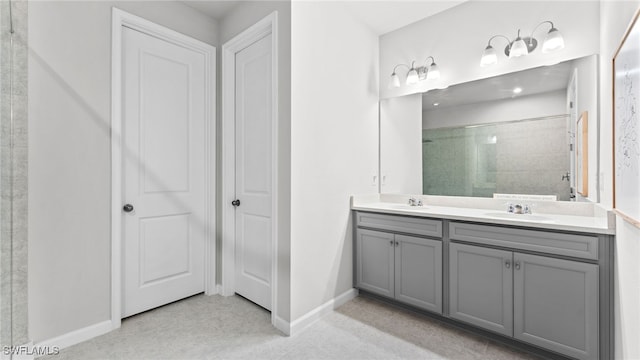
[408,197,423,207]
[507,203,533,214]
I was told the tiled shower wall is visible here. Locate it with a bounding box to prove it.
[1,0,28,349]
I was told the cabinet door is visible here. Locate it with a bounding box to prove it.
[449,242,513,336]
[356,229,395,298]
[513,253,598,360]
[395,235,442,314]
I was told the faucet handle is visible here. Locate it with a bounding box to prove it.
[417,199,423,207]
[506,203,515,213]
[523,204,533,214]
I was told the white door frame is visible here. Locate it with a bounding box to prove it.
[110,8,216,329]
[221,12,279,325]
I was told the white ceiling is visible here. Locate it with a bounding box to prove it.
[181,1,466,35]
[422,60,574,111]
[181,1,242,20]
[341,1,466,35]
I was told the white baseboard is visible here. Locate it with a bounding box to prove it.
[205,284,221,296]
[34,320,113,352]
[272,315,291,336]
[287,288,358,336]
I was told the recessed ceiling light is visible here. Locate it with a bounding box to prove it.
[433,102,440,106]
[513,87,523,94]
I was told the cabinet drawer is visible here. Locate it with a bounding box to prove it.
[356,212,442,238]
[449,222,598,260]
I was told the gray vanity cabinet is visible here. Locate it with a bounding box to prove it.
[355,228,395,298]
[513,253,598,359]
[449,242,513,336]
[394,234,442,313]
[449,242,599,360]
[356,226,442,314]
[354,211,612,359]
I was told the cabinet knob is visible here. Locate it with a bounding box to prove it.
[390,240,394,246]
[395,241,399,247]
[514,261,521,270]
[123,204,134,213]
[505,260,511,269]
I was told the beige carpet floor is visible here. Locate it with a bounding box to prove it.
[41,294,541,360]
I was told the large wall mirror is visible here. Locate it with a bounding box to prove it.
[380,55,599,202]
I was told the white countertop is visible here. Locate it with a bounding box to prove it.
[351,194,616,235]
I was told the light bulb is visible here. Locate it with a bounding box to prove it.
[509,37,529,58]
[406,68,419,85]
[542,27,564,53]
[480,45,497,66]
[426,63,440,80]
[389,72,401,88]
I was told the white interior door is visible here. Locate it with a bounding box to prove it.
[234,34,273,310]
[122,27,207,317]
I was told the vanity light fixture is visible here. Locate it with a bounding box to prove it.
[389,56,441,88]
[512,87,523,94]
[480,21,565,67]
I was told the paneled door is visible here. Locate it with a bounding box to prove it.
[234,34,273,310]
[122,27,207,317]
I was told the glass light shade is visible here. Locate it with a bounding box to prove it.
[542,28,565,53]
[406,68,419,85]
[509,37,529,58]
[389,72,401,88]
[480,45,497,66]
[426,63,440,80]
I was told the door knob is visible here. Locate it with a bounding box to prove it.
[123,204,134,213]
[231,199,241,207]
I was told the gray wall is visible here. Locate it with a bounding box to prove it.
[27,1,218,343]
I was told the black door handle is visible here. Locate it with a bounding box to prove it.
[123,204,134,213]
[231,199,241,207]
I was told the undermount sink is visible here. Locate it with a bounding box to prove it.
[387,204,428,211]
[484,212,554,222]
